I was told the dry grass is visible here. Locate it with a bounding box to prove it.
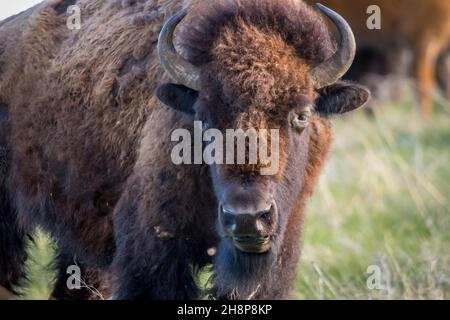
[294,92,450,299]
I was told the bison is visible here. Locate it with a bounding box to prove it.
[0,0,369,299]
[305,0,450,117]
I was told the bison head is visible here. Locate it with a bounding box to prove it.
[156,1,369,297]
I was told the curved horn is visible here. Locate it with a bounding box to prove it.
[311,3,356,89]
[158,8,201,91]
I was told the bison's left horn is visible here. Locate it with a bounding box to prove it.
[311,3,356,89]
[158,8,201,91]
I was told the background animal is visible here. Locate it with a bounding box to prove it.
[305,0,450,117]
[0,0,368,299]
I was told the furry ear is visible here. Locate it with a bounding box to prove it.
[156,83,198,115]
[315,82,370,115]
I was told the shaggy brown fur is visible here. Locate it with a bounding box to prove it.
[0,285,15,300]
[0,0,368,299]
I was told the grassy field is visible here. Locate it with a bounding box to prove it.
[19,93,450,300]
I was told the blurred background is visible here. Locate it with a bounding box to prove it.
[1,0,449,299]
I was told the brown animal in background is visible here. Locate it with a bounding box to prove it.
[0,0,368,299]
[306,0,450,117]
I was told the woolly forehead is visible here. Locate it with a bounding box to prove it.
[180,0,333,66]
[178,0,333,112]
[201,22,314,113]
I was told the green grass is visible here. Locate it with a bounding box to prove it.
[20,93,450,300]
[22,230,56,300]
[295,95,450,300]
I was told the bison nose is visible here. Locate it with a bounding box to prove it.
[219,204,276,253]
[221,206,271,236]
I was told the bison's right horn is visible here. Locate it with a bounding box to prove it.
[158,8,202,91]
[311,3,356,89]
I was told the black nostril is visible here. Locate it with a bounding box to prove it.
[220,204,275,238]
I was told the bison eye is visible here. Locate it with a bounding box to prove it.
[292,112,311,128]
